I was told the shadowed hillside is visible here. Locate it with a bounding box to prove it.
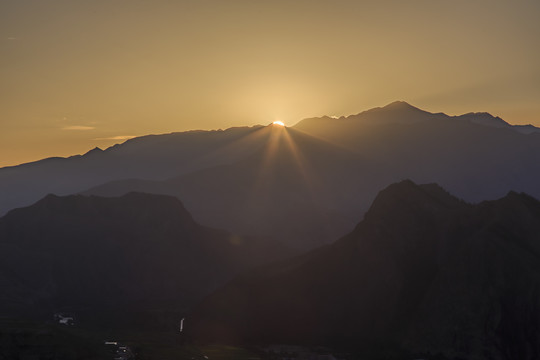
[0,192,290,317]
[187,180,540,360]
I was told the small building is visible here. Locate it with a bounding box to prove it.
[105,341,135,360]
[54,313,75,326]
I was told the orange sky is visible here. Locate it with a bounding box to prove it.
[1,0,539,167]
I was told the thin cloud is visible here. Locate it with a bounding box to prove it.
[62,125,95,131]
[7,37,16,40]
[93,135,136,141]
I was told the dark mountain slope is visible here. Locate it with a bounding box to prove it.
[0,192,290,316]
[187,180,540,360]
[84,124,389,249]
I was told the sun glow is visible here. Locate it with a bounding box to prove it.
[272,121,285,127]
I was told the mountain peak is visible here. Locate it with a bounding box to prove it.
[348,101,442,126]
[458,112,509,128]
[374,179,461,204]
[83,147,104,156]
[382,101,422,112]
[361,101,426,116]
[22,191,195,229]
[363,180,466,223]
[496,190,539,207]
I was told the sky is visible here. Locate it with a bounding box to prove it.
[1,0,540,167]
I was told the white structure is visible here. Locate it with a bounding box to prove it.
[54,313,74,326]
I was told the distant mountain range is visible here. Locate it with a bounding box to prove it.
[0,126,267,216]
[297,101,540,134]
[0,192,289,316]
[295,101,540,203]
[2,101,540,249]
[187,180,540,360]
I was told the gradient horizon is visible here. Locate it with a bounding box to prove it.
[2,0,539,167]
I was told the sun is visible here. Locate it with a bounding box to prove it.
[272,121,285,127]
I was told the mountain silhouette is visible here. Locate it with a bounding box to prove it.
[187,180,540,360]
[0,192,290,316]
[0,126,266,216]
[3,102,540,249]
[293,102,540,202]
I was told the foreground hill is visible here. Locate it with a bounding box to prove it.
[187,180,540,360]
[0,192,289,317]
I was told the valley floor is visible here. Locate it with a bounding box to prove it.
[0,317,427,360]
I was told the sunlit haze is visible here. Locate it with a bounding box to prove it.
[1,0,539,167]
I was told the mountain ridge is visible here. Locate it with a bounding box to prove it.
[4,103,538,173]
[2,102,540,249]
[294,101,539,134]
